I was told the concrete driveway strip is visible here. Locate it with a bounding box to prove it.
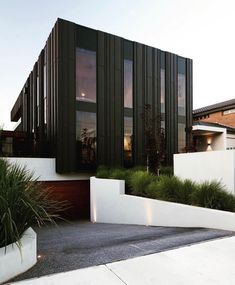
[9,221,234,282]
[108,236,235,285]
[8,265,124,285]
[9,236,235,285]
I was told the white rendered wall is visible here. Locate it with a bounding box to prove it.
[227,133,235,149]
[90,177,235,231]
[0,228,37,284]
[193,124,226,151]
[5,157,91,181]
[174,150,235,194]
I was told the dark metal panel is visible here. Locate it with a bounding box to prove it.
[56,19,76,173]
[32,63,37,144]
[97,31,106,165]
[38,51,44,156]
[146,46,153,107]
[165,52,178,164]
[152,49,161,137]
[186,58,193,147]
[133,42,145,164]
[29,71,33,132]
[113,36,123,165]
[109,35,115,165]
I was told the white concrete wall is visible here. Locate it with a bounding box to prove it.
[0,228,37,284]
[193,124,227,151]
[227,133,235,149]
[90,177,235,231]
[174,150,235,194]
[4,157,91,181]
[212,133,226,151]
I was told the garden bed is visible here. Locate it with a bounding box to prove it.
[90,176,235,231]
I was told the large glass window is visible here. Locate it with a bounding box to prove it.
[76,48,96,103]
[76,111,96,169]
[43,51,47,127]
[124,59,133,108]
[160,52,165,130]
[178,73,186,116]
[178,57,186,152]
[124,41,133,166]
[178,123,186,153]
[124,117,133,166]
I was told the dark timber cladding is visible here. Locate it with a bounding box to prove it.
[11,18,193,173]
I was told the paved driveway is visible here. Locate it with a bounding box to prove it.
[12,221,234,282]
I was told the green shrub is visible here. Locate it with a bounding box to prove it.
[96,165,111,178]
[191,180,235,212]
[160,166,173,176]
[153,175,185,203]
[110,168,130,180]
[129,171,155,197]
[145,176,197,204]
[0,159,67,248]
[96,165,235,213]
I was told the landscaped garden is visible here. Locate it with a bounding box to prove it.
[96,165,235,212]
[0,158,67,249]
[0,158,68,283]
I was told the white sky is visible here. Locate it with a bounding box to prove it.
[1,0,235,130]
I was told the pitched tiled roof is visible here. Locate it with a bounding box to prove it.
[193,98,235,116]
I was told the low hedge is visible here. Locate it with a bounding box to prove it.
[96,166,235,212]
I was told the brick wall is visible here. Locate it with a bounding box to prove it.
[194,111,235,127]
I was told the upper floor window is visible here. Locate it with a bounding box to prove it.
[223,109,235,115]
[124,59,133,108]
[76,48,96,103]
[178,57,186,117]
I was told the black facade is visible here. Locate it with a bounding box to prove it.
[11,18,193,173]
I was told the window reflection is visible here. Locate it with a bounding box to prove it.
[76,48,96,103]
[124,41,133,166]
[178,123,186,153]
[124,117,133,166]
[178,73,186,116]
[124,59,133,108]
[76,111,96,169]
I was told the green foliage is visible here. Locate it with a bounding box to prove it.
[95,165,235,212]
[96,165,111,178]
[129,171,155,197]
[191,180,235,212]
[0,159,68,248]
[160,166,173,176]
[145,176,182,203]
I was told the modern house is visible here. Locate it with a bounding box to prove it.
[193,99,235,151]
[10,18,193,174]
[4,18,193,218]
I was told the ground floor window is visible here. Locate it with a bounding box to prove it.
[76,111,96,169]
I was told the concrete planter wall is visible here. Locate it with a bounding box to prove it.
[174,150,235,195]
[0,227,37,284]
[90,177,235,231]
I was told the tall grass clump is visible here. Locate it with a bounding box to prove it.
[96,165,111,178]
[0,159,68,248]
[159,166,173,176]
[191,180,235,212]
[129,171,155,197]
[153,176,186,203]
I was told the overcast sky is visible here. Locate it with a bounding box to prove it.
[1,0,235,130]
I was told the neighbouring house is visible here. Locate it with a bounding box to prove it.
[193,99,235,151]
[3,18,193,218]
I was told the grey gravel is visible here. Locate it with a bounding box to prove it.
[12,221,234,282]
